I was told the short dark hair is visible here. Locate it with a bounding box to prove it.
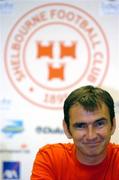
[63,85,115,128]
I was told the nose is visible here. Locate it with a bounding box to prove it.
[86,125,97,140]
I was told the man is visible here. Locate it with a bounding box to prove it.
[31,85,119,179]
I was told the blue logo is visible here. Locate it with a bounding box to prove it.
[2,161,20,180]
[1,120,24,137]
[0,0,14,14]
[101,0,119,15]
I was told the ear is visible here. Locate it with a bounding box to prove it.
[111,117,116,135]
[63,120,72,139]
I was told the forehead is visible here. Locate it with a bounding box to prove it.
[69,103,110,122]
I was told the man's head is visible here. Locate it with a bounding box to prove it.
[63,85,116,165]
[63,85,115,129]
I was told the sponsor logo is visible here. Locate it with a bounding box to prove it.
[2,161,20,180]
[0,0,14,14]
[4,3,109,109]
[101,0,119,14]
[36,126,64,134]
[0,144,30,154]
[1,120,24,137]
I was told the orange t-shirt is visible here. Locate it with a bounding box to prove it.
[31,143,119,180]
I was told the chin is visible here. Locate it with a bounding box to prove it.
[85,147,106,157]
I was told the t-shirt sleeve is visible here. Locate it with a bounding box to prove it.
[30,146,56,180]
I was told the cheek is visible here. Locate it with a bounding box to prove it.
[71,130,85,140]
[97,127,112,137]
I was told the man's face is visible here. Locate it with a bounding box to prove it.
[65,103,115,160]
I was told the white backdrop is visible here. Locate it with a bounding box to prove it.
[0,0,119,179]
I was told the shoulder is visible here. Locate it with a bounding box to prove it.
[109,143,119,150]
[35,143,74,165]
[108,143,119,173]
[39,143,74,153]
[32,143,75,178]
[109,143,119,157]
[36,143,74,160]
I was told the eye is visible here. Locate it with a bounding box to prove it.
[73,122,87,129]
[94,119,106,128]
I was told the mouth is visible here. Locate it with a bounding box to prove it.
[87,143,99,147]
[84,142,101,148]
